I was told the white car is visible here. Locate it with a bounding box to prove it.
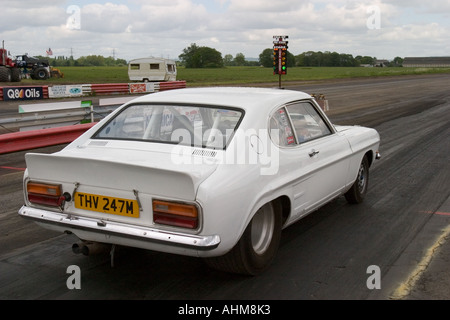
[19,87,381,275]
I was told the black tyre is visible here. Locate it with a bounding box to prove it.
[33,67,49,80]
[345,155,370,204]
[204,201,282,276]
[0,67,12,82]
[11,68,21,82]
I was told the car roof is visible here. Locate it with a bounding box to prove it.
[128,87,312,113]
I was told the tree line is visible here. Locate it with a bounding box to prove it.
[35,55,128,67]
[35,43,404,68]
[179,44,403,68]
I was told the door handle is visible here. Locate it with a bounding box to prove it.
[309,150,320,157]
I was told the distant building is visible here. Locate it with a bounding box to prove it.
[374,60,389,67]
[403,57,450,67]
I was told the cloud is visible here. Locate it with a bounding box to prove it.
[382,0,450,14]
[0,0,448,61]
[80,3,132,33]
[0,5,66,31]
[132,0,209,33]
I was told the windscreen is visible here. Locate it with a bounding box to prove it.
[93,104,244,149]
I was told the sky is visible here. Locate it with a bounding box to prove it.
[1,0,449,62]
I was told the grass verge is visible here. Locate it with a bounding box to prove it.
[10,66,450,87]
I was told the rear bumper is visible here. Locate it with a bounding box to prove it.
[18,206,220,253]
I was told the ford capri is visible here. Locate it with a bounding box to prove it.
[18,87,380,275]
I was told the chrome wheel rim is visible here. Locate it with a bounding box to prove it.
[251,204,275,255]
[357,163,367,193]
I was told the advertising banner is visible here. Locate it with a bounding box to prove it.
[129,83,146,93]
[3,87,44,101]
[129,83,156,94]
[49,85,83,98]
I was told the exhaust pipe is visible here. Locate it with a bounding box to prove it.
[72,242,88,255]
[72,242,111,256]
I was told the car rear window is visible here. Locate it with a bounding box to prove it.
[92,104,244,149]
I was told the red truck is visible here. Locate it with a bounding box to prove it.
[0,41,21,82]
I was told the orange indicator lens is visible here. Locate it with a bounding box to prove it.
[27,181,63,207]
[153,200,198,229]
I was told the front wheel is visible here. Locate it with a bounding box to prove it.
[33,67,49,80]
[0,67,11,82]
[345,156,370,204]
[204,201,282,276]
[11,68,21,82]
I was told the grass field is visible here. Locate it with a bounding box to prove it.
[16,66,450,87]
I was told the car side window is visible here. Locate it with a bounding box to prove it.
[269,107,296,147]
[286,102,332,143]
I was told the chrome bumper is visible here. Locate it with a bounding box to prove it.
[18,206,220,250]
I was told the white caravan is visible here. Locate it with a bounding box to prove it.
[128,57,177,82]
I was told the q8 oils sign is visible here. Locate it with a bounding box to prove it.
[3,87,44,101]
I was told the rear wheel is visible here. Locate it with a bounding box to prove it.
[204,201,282,276]
[345,155,370,204]
[0,67,11,82]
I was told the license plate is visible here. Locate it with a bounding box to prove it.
[74,192,140,218]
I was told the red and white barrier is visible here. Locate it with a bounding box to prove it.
[0,122,96,154]
[0,81,186,101]
[91,83,130,95]
[159,81,187,91]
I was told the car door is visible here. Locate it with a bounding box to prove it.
[270,101,352,219]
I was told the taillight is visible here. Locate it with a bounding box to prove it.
[27,181,64,208]
[153,200,199,229]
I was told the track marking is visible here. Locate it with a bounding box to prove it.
[421,210,450,216]
[0,166,26,171]
[390,223,450,299]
